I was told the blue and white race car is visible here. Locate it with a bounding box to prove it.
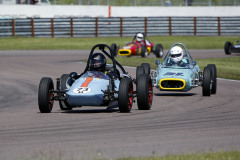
[38,44,153,113]
[150,43,217,96]
[224,40,240,55]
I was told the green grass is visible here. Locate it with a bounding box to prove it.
[116,150,240,160]
[0,36,239,50]
[112,56,240,80]
[26,150,240,160]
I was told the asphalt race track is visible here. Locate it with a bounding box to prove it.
[0,49,240,160]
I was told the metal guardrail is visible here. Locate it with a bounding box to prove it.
[0,17,240,37]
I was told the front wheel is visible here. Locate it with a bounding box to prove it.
[141,45,148,57]
[155,44,164,58]
[59,74,72,110]
[118,78,133,113]
[207,64,217,94]
[38,77,54,113]
[224,41,232,55]
[202,66,212,96]
[137,74,153,110]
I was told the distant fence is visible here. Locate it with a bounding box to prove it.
[0,17,240,37]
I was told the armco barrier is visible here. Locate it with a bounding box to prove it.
[0,17,240,37]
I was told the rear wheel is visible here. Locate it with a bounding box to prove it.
[59,74,72,110]
[38,77,54,113]
[118,78,133,113]
[111,43,118,57]
[141,45,147,57]
[141,63,151,75]
[224,41,232,55]
[136,65,145,80]
[137,74,153,110]
[202,66,212,96]
[207,64,217,94]
[155,44,164,58]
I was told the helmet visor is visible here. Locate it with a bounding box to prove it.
[171,53,182,58]
[93,59,104,68]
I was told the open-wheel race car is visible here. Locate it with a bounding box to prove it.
[38,44,153,113]
[224,40,240,55]
[111,32,163,58]
[151,43,217,96]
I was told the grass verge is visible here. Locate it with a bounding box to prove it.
[116,150,240,160]
[0,36,240,50]
[26,150,240,160]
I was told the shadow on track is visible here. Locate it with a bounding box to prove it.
[61,101,120,114]
[154,93,197,96]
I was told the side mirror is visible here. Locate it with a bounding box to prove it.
[192,61,197,66]
[155,60,160,65]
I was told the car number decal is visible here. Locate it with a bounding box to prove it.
[164,72,184,76]
[73,87,91,94]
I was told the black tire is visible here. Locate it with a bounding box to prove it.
[137,74,153,110]
[38,77,54,113]
[141,63,151,75]
[202,66,212,96]
[207,64,217,94]
[136,65,145,80]
[224,41,232,55]
[141,45,148,57]
[155,44,164,58]
[118,77,133,113]
[111,43,117,57]
[59,74,72,110]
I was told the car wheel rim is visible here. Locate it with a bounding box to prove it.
[48,91,54,109]
[148,81,153,106]
[128,84,133,109]
[159,50,163,57]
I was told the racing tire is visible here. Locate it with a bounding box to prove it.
[155,44,164,58]
[202,66,212,96]
[141,45,148,57]
[111,43,118,57]
[207,64,217,94]
[59,74,72,110]
[137,74,153,110]
[224,41,232,55]
[141,63,151,75]
[38,77,54,113]
[118,77,133,113]
[136,65,145,80]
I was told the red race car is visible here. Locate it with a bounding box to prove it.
[111,32,164,58]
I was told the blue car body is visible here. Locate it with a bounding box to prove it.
[65,70,121,107]
[152,43,202,92]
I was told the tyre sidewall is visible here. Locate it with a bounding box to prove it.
[38,77,54,113]
[202,66,212,96]
[118,77,133,113]
[137,74,153,110]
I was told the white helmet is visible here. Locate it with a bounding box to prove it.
[170,46,183,63]
[136,33,144,42]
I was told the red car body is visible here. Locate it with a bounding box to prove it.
[118,40,154,56]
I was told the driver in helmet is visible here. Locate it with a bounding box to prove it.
[167,46,190,68]
[90,53,106,72]
[135,33,144,44]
